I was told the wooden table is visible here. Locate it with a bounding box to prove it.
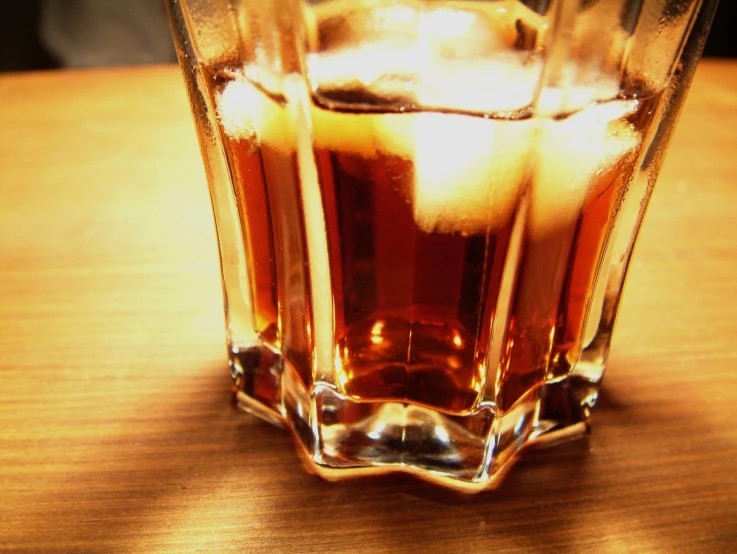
[1,61,735,552]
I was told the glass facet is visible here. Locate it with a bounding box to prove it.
[166,0,717,491]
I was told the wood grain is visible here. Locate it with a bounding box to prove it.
[1,61,736,553]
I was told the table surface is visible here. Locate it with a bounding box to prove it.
[1,60,736,553]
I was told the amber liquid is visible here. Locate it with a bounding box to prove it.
[316,126,639,413]
[208,66,659,415]
[317,145,513,412]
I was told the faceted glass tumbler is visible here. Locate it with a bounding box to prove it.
[166,0,716,492]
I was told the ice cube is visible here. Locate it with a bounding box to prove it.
[306,0,546,115]
[310,106,382,159]
[216,78,258,141]
[468,0,545,48]
[308,0,422,51]
[416,55,543,115]
[536,72,622,116]
[311,106,533,236]
[372,113,416,157]
[307,44,418,94]
[216,72,295,153]
[410,113,533,235]
[530,99,641,237]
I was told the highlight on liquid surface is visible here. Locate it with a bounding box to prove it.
[207,1,660,415]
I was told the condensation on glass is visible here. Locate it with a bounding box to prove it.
[166,0,716,491]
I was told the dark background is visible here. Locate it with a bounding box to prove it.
[705,1,735,58]
[0,0,734,73]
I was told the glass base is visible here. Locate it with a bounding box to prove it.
[230,342,600,493]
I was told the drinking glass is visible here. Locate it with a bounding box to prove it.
[166,0,717,491]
